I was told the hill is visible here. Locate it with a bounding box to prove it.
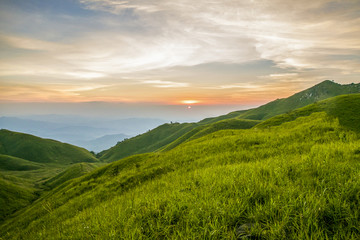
[237,80,360,120]
[0,176,37,222]
[100,80,360,162]
[43,162,97,189]
[256,94,360,131]
[73,133,130,153]
[1,94,360,239]
[99,122,198,162]
[0,154,44,171]
[0,129,98,164]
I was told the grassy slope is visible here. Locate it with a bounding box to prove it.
[0,129,98,164]
[203,80,360,122]
[238,80,360,120]
[99,122,198,162]
[0,130,100,223]
[0,154,44,171]
[43,163,97,189]
[162,118,261,151]
[1,95,360,239]
[257,94,360,132]
[0,176,36,223]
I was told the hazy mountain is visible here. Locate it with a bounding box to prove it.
[0,116,166,152]
[74,133,131,153]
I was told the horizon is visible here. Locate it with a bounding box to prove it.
[1,0,360,119]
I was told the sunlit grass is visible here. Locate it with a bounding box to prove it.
[1,111,360,239]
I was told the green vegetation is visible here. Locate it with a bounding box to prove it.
[43,163,97,189]
[163,118,261,151]
[257,94,360,132]
[0,130,102,223]
[0,176,36,222]
[0,154,44,171]
[99,122,198,162]
[1,93,360,239]
[0,129,98,164]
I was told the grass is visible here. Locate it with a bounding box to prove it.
[43,162,98,189]
[162,118,261,151]
[1,108,360,239]
[99,122,198,162]
[0,154,44,171]
[0,176,37,223]
[257,94,360,132]
[0,129,98,164]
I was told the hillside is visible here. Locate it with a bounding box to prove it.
[162,118,261,151]
[100,80,360,162]
[43,162,97,189]
[1,94,359,239]
[99,122,198,162]
[237,80,360,120]
[256,94,360,131]
[0,129,98,164]
[0,154,44,171]
[0,176,37,222]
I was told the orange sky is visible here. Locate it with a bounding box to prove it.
[0,0,359,107]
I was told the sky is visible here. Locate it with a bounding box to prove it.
[0,0,360,120]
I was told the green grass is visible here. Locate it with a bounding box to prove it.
[204,80,360,121]
[1,103,360,239]
[257,94,360,132]
[0,176,37,223]
[99,122,198,162]
[0,129,98,164]
[0,154,44,171]
[163,118,261,151]
[43,162,98,189]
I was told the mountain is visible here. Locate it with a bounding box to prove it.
[100,80,360,162]
[0,129,98,164]
[201,80,360,122]
[99,122,198,162]
[73,133,131,153]
[256,93,360,131]
[0,116,166,152]
[1,94,359,239]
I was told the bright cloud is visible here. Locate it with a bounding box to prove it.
[0,0,359,103]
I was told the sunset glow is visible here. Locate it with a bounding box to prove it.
[181,100,199,105]
[0,0,359,109]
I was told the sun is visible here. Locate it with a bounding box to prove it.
[181,100,199,104]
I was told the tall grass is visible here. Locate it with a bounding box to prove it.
[1,111,359,239]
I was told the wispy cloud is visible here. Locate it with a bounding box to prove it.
[0,0,359,103]
[142,80,189,88]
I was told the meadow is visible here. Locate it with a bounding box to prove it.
[1,108,359,239]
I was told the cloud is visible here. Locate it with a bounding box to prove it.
[1,0,359,103]
[142,80,189,88]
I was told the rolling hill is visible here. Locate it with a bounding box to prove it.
[0,130,101,223]
[1,93,359,239]
[0,129,98,164]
